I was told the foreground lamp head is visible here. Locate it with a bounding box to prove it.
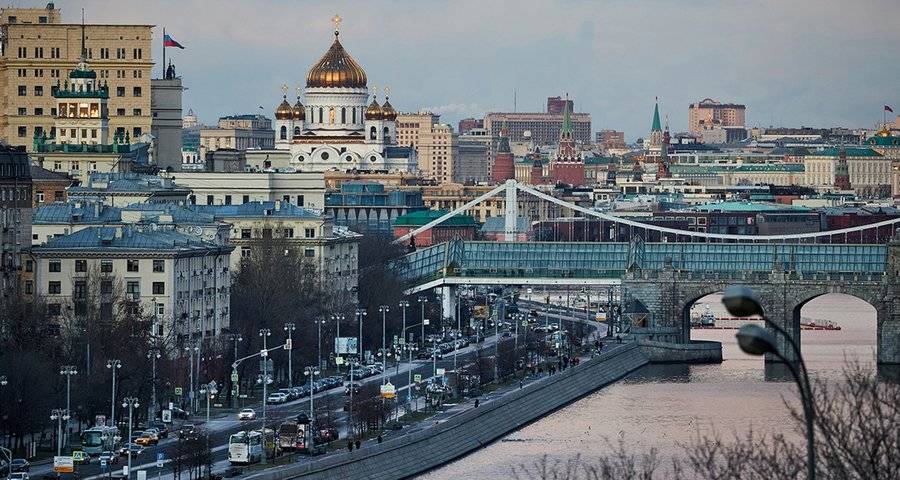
[735,323,778,356]
[722,285,764,317]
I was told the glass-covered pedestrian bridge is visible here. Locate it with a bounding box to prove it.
[396,240,888,290]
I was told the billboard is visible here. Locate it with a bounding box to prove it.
[335,337,358,355]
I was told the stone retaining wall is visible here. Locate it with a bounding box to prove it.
[638,339,723,364]
[245,344,650,480]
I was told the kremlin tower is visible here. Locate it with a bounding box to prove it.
[548,97,585,186]
[491,124,515,183]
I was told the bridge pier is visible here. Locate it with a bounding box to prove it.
[441,285,457,331]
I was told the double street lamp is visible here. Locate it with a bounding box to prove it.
[121,397,139,479]
[59,366,77,447]
[199,381,218,424]
[303,366,320,449]
[378,305,390,382]
[106,359,121,426]
[722,285,816,480]
[355,309,368,361]
[146,348,161,421]
[228,334,243,409]
[283,323,296,388]
[50,408,70,456]
[256,370,273,465]
[330,314,346,371]
[313,319,326,371]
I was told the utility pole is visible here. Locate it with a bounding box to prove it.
[59,365,77,448]
[122,397,139,479]
[106,359,121,426]
[378,305,389,382]
[283,323,295,388]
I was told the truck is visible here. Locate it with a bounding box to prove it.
[277,421,308,452]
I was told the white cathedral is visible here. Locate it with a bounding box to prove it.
[269,17,416,173]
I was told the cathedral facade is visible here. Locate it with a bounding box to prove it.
[271,17,416,174]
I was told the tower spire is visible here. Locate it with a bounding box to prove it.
[651,96,661,132]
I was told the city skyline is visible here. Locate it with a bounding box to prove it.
[74,0,899,140]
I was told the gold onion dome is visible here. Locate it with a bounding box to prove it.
[292,98,305,120]
[306,31,367,88]
[275,96,293,120]
[365,96,383,120]
[381,97,397,121]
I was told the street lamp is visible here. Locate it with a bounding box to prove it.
[199,381,218,424]
[183,341,199,413]
[145,348,160,421]
[50,408,70,456]
[256,370,272,464]
[106,359,121,426]
[59,365,77,448]
[283,323,296,388]
[355,308,367,361]
[404,344,419,407]
[313,318,326,371]
[378,305,389,382]
[346,356,359,437]
[417,296,427,346]
[228,334,242,409]
[121,397,139,479]
[723,285,815,480]
[303,366,320,449]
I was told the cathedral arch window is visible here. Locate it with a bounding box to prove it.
[293,126,301,137]
[341,107,346,124]
[352,108,356,124]
[279,126,287,140]
[329,107,335,125]
[370,126,376,140]
[383,127,390,142]
[318,108,323,123]
[321,151,330,160]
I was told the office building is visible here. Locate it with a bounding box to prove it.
[173,171,326,209]
[688,98,746,135]
[458,117,483,135]
[546,96,574,115]
[0,4,152,150]
[325,181,426,234]
[459,128,498,182]
[396,112,458,183]
[596,130,626,149]
[484,110,591,145]
[199,114,274,155]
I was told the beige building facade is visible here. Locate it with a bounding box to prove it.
[803,147,891,197]
[688,98,746,136]
[397,112,458,183]
[0,5,152,149]
[170,171,326,210]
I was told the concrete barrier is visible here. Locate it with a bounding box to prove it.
[638,339,722,364]
[244,344,650,480]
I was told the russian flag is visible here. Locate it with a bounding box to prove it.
[164,33,185,49]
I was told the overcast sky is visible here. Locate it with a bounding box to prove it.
[71,0,899,140]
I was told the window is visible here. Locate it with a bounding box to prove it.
[133,127,142,137]
[100,260,113,273]
[304,249,315,258]
[155,304,165,316]
[48,303,62,316]
[240,228,251,239]
[297,195,304,206]
[305,228,315,238]
[34,86,43,96]
[116,108,126,116]
[75,259,87,272]
[133,48,143,59]
[17,107,26,116]
[34,107,43,115]
[17,85,26,96]
[224,195,232,205]
[133,86,142,97]
[24,280,33,295]
[49,260,61,272]
[133,108,141,116]
[242,195,250,203]
[153,260,164,272]
[101,280,113,295]
[206,195,214,205]
[262,228,273,239]
[241,246,251,258]
[126,281,140,298]
[280,125,287,140]
[25,260,33,272]
[73,281,87,299]
[152,282,165,295]
[116,86,125,97]
[38,15,47,23]
[127,259,139,272]
[34,47,43,58]
[284,228,294,238]
[48,281,61,294]
[8,16,17,23]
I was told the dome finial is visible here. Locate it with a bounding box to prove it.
[332,14,342,36]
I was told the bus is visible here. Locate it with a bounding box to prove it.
[277,421,308,452]
[80,426,120,456]
[228,431,262,465]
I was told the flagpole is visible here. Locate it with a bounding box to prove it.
[162,27,166,79]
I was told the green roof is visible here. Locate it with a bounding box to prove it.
[689,201,810,213]
[670,163,804,175]
[810,147,883,157]
[394,209,477,227]
[584,156,619,165]
[865,135,900,147]
[651,101,661,132]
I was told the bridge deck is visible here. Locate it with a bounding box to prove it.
[398,240,888,288]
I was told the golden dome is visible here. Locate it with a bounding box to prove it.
[381,97,397,121]
[275,96,293,120]
[306,32,367,89]
[292,98,305,120]
[365,96,383,120]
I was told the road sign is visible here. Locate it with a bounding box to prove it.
[174,387,183,396]
[285,338,292,350]
[53,456,74,473]
[335,337,358,354]
[157,452,165,468]
[137,470,147,480]
[335,356,344,365]
[436,368,445,376]
[413,374,422,382]
[230,372,239,382]
[161,409,172,423]
[100,458,107,469]
[423,319,430,325]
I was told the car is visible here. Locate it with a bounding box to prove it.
[266,392,288,404]
[237,408,256,421]
[10,459,30,473]
[177,424,196,439]
[344,383,361,395]
[134,433,157,446]
[147,422,170,438]
[8,472,29,480]
[277,388,296,400]
[71,450,90,465]
[99,451,119,465]
[143,429,161,441]
[118,443,144,457]
[129,430,145,442]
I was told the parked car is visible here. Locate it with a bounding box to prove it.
[266,392,288,404]
[8,472,29,480]
[99,451,119,465]
[10,459,30,473]
[147,422,170,438]
[344,383,361,395]
[237,408,256,420]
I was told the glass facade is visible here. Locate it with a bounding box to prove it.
[399,241,888,284]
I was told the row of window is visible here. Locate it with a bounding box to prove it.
[47,279,165,296]
[16,46,142,60]
[240,246,316,259]
[238,227,317,239]
[19,125,142,138]
[48,258,165,273]
[189,194,306,206]
[18,84,142,97]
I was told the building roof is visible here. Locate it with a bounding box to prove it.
[33,202,218,225]
[481,216,529,233]
[393,209,477,227]
[651,101,662,132]
[191,201,322,219]
[30,165,73,182]
[808,147,883,158]
[687,201,810,213]
[69,173,188,195]
[33,226,229,254]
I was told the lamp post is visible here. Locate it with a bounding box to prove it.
[145,348,160,421]
[183,341,199,413]
[417,296,428,347]
[723,285,816,480]
[378,305,389,382]
[330,314,345,371]
[50,408,70,456]
[313,318,326,371]
[122,397,139,479]
[228,334,242,409]
[106,359,121,426]
[346,356,358,438]
[405,344,419,408]
[303,366,320,449]
[355,308,367,361]
[199,381,218,424]
[59,365,77,447]
[0,375,7,426]
[283,323,296,388]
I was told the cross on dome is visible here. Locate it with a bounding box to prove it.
[332,14,342,34]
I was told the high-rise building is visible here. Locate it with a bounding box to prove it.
[396,112,458,183]
[689,98,746,135]
[458,117,483,135]
[596,130,625,149]
[0,145,32,294]
[546,96,574,115]
[0,4,153,150]
[459,127,498,180]
[484,110,591,145]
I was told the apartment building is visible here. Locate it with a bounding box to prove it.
[0,5,153,149]
[396,113,458,183]
[688,99,746,136]
[0,145,32,293]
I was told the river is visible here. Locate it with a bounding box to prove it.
[421,293,877,479]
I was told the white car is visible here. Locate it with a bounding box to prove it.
[237,408,256,420]
[266,393,288,404]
